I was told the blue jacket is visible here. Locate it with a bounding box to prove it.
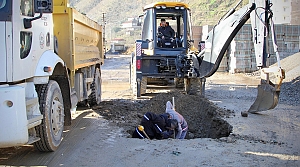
[158,25,175,38]
[132,112,171,139]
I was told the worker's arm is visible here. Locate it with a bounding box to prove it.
[157,27,163,38]
[161,130,173,139]
[170,27,175,38]
[175,122,182,139]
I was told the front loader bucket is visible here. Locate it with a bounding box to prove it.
[248,83,279,113]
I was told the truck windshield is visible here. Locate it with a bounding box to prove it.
[0,0,6,9]
[0,0,12,21]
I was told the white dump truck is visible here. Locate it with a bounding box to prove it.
[0,0,104,151]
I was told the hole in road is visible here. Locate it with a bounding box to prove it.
[94,91,233,139]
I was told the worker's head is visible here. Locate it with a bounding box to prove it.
[166,22,169,26]
[166,119,178,130]
[161,18,166,27]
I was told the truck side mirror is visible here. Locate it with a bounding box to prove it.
[24,0,53,29]
[34,0,53,13]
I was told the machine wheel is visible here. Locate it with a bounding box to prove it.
[141,77,147,95]
[184,78,191,94]
[88,68,102,106]
[34,80,64,152]
[174,78,184,88]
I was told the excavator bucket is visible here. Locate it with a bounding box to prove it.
[242,67,285,117]
[248,82,279,113]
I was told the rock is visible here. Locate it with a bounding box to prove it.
[241,111,248,117]
[226,137,233,143]
[188,132,195,139]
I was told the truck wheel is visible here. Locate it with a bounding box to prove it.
[141,77,147,95]
[34,80,64,152]
[184,78,191,94]
[88,68,101,106]
[174,78,184,88]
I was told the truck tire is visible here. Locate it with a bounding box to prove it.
[174,78,184,88]
[88,68,101,106]
[34,80,64,152]
[184,78,191,94]
[141,77,147,95]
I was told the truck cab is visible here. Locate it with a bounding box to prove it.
[0,0,103,151]
[0,0,55,83]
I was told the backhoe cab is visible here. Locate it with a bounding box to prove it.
[142,2,194,50]
[133,2,198,96]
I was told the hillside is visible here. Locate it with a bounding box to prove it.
[69,0,247,43]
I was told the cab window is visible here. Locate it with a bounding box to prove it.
[21,0,34,17]
[0,0,6,9]
[156,13,185,48]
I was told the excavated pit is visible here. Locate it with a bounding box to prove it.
[93,91,233,139]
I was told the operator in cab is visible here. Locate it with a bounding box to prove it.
[158,19,175,47]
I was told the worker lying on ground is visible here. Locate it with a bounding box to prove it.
[166,101,188,139]
[132,112,178,139]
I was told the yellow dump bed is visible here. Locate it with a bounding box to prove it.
[53,1,103,72]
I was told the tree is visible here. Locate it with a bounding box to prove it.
[113,27,122,33]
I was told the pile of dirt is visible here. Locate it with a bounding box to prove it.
[93,90,233,139]
[274,52,300,82]
[280,76,300,106]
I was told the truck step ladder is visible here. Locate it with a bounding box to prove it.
[26,97,43,129]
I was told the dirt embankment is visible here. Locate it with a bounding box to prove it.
[92,90,233,139]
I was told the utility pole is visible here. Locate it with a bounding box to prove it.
[102,12,106,56]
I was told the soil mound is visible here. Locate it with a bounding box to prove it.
[93,91,233,139]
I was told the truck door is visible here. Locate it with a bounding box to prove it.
[10,0,53,82]
[0,0,12,82]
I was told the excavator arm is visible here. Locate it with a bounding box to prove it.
[193,0,285,116]
[197,1,256,78]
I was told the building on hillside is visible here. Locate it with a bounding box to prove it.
[121,18,140,35]
[271,0,291,24]
[121,18,139,29]
[291,0,300,24]
[271,0,300,25]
